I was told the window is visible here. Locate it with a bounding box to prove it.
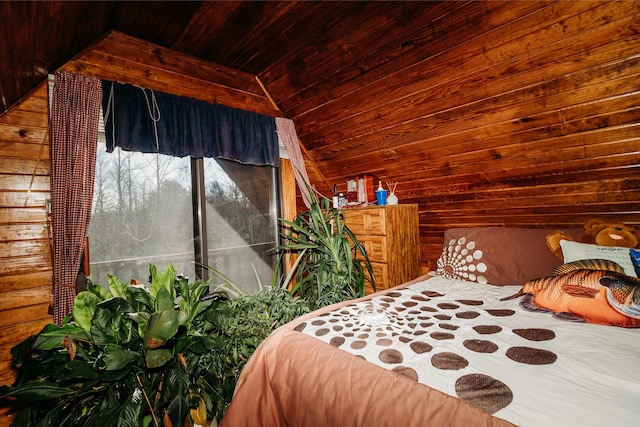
[203,157,279,293]
[88,143,280,293]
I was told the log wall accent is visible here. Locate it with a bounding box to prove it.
[267,1,640,268]
[62,31,281,117]
[0,82,52,415]
[1,4,639,419]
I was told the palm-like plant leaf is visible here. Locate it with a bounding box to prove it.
[0,380,74,401]
[276,186,374,308]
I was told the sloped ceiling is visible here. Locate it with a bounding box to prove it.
[1,1,439,115]
[1,1,451,189]
[3,1,639,264]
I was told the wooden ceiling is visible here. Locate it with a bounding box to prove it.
[2,1,639,263]
[1,1,449,114]
[0,1,464,180]
[1,0,481,192]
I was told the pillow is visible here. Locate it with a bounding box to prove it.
[631,249,640,277]
[519,269,640,327]
[559,239,638,277]
[435,227,583,286]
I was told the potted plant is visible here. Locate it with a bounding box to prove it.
[0,263,308,426]
[276,190,375,309]
[1,190,375,426]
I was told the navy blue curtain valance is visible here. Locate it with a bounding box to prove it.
[101,80,279,167]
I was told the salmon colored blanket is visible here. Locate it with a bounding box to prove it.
[220,321,513,427]
[221,275,513,427]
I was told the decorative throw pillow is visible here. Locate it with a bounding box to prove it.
[436,227,583,286]
[559,240,637,278]
[515,265,640,327]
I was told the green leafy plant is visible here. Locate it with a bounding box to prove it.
[1,189,374,426]
[0,264,308,426]
[276,191,375,309]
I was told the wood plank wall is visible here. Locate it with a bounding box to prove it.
[63,31,281,117]
[1,5,639,418]
[0,83,52,421]
[277,1,640,269]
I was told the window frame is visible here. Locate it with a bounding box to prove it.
[88,147,283,287]
[190,156,283,281]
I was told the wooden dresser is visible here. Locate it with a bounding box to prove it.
[342,204,421,294]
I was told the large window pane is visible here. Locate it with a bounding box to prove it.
[89,146,195,285]
[88,145,279,292]
[204,158,278,293]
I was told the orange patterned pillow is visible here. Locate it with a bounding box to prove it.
[512,260,640,327]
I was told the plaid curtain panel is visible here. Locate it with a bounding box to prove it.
[50,70,102,325]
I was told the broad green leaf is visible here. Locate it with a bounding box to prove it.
[127,285,152,310]
[93,367,131,383]
[149,263,176,303]
[176,275,190,302]
[144,310,186,349]
[103,345,138,371]
[74,290,100,333]
[89,322,114,346]
[145,348,172,368]
[87,280,113,301]
[148,263,160,300]
[98,296,135,314]
[180,334,219,354]
[60,360,100,380]
[89,306,125,345]
[0,380,74,401]
[155,286,174,312]
[128,311,151,338]
[10,334,38,366]
[108,274,129,298]
[32,324,88,351]
[179,279,212,327]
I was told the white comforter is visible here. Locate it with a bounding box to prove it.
[297,273,640,427]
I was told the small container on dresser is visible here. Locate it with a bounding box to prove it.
[342,204,421,294]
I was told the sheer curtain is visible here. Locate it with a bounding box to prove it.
[50,70,102,324]
[276,117,311,208]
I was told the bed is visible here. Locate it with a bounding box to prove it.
[219,227,640,427]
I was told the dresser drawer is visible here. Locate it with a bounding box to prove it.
[343,208,386,235]
[359,235,387,262]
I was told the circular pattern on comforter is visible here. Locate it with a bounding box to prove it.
[294,287,558,415]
